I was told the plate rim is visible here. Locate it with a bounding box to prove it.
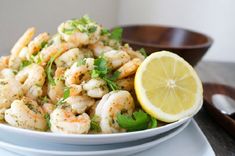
[0,119,191,155]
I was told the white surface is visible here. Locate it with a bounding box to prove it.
[0,117,189,145]
[118,0,235,62]
[0,120,214,156]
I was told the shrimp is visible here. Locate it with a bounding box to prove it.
[121,44,145,60]
[50,105,90,134]
[117,58,142,79]
[11,27,35,56]
[89,41,113,57]
[104,50,131,69]
[58,19,101,47]
[39,42,75,66]
[0,69,23,118]
[48,67,65,103]
[64,62,91,86]
[65,95,95,114]
[16,64,46,99]
[69,84,83,96]
[55,48,85,68]
[83,78,109,98]
[0,56,9,71]
[116,77,134,91]
[95,90,135,133]
[4,97,47,131]
[42,102,55,114]
[28,32,50,56]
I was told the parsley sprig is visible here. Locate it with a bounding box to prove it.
[139,48,147,58]
[46,57,56,86]
[91,56,120,91]
[19,60,32,70]
[90,115,101,132]
[44,113,51,128]
[117,110,157,131]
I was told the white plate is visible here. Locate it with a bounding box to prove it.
[0,119,190,156]
[0,117,190,145]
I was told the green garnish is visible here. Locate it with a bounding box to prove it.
[90,115,101,132]
[77,58,86,66]
[117,110,157,131]
[139,48,147,58]
[57,87,70,105]
[46,57,56,86]
[63,15,97,35]
[44,113,51,128]
[88,25,97,33]
[101,28,110,35]
[40,41,48,49]
[91,56,120,91]
[110,27,123,42]
[19,60,32,70]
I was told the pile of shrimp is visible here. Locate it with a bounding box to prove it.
[0,15,146,134]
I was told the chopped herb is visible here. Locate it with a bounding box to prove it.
[139,48,147,58]
[91,56,120,91]
[63,28,76,35]
[19,60,32,70]
[88,25,97,33]
[41,96,49,103]
[110,27,123,42]
[90,115,101,132]
[40,41,47,49]
[77,58,86,66]
[46,57,56,86]
[57,87,70,105]
[117,110,157,131]
[101,28,110,35]
[44,113,51,128]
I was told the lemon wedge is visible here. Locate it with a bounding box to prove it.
[134,51,203,122]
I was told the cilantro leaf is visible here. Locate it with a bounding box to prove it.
[44,113,51,128]
[57,87,70,105]
[139,48,147,58]
[101,28,110,36]
[117,110,157,131]
[88,25,97,33]
[148,116,158,128]
[110,27,123,42]
[46,57,56,86]
[91,56,120,91]
[90,115,101,132]
[19,60,32,70]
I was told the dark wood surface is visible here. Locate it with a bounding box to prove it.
[194,61,235,156]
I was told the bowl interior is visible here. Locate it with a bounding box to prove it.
[122,25,212,49]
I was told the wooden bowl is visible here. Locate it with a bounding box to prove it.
[120,25,213,66]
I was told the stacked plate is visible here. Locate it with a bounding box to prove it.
[0,118,191,156]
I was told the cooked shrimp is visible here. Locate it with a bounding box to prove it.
[95,90,135,133]
[104,50,131,69]
[121,44,145,60]
[0,70,23,112]
[28,32,50,56]
[87,100,99,117]
[50,105,90,134]
[11,27,35,56]
[117,58,142,79]
[83,78,109,98]
[65,95,95,114]
[58,19,101,47]
[39,42,75,66]
[4,97,47,131]
[69,84,83,96]
[89,41,113,57]
[42,102,55,114]
[48,80,65,104]
[16,64,46,98]
[116,77,134,91]
[64,62,90,86]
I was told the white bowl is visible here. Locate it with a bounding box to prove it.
[0,117,190,145]
[0,119,191,156]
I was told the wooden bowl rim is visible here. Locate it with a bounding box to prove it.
[120,24,213,50]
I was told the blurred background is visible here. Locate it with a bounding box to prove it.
[0,0,234,62]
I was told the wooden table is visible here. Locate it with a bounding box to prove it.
[195,61,235,156]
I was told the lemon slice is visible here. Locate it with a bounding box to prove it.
[135,51,203,122]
